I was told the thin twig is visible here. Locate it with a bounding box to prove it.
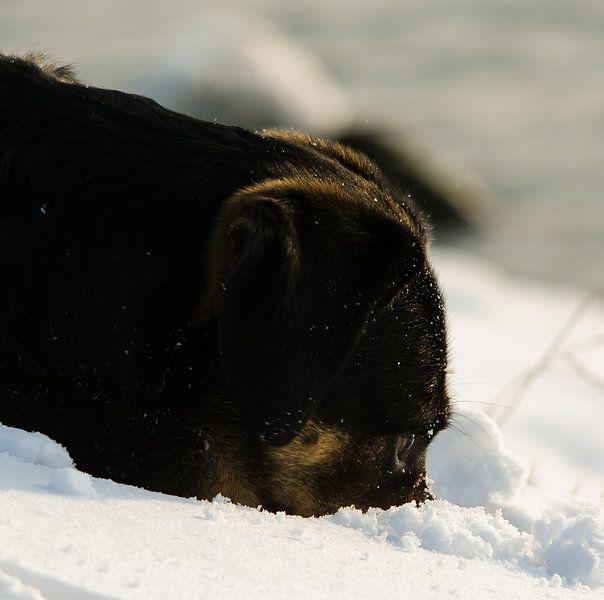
[494,292,597,427]
[562,352,604,394]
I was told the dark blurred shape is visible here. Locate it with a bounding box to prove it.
[339,128,480,235]
[129,11,488,236]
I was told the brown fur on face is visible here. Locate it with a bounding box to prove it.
[206,418,436,517]
[263,420,351,516]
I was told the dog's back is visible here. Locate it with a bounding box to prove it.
[0,55,297,472]
[0,54,252,402]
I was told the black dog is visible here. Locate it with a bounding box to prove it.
[0,53,449,516]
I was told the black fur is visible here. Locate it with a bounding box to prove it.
[0,54,449,514]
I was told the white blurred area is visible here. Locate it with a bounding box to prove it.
[1,1,602,501]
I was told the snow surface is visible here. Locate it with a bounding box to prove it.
[0,252,603,599]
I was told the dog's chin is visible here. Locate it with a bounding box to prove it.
[256,468,430,517]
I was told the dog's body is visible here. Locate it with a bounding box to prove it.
[0,54,449,516]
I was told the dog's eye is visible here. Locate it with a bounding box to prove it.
[395,433,415,462]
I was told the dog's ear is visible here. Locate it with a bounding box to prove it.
[205,181,424,445]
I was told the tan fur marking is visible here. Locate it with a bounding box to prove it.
[265,129,381,184]
[268,421,348,467]
[206,454,261,507]
[265,421,351,516]
[198,431,262,507]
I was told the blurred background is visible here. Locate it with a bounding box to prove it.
[2,0,603,499]
[2,0,603,288]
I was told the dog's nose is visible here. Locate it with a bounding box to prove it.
[394,433,415,469]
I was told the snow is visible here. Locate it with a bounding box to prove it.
[0,426,72,470]
[1,252,603,599]
[428,404,529,508]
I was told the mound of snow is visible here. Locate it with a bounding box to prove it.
[534,504,604,588]
[329,501,533,562]
[0,424,96,498]
[427,405,528,508]
[0,569,45,600]
[0,424,72,469]
[329,499,603,588]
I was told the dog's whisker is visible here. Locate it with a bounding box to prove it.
[450,410,489,432]
[446,420,480,449]
[450,414,489,444]
[450,381,498,388]
[453,400,527,414]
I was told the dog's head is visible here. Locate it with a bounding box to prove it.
[199,134,449,516]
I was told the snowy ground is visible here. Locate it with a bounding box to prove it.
[0,252,602,599]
